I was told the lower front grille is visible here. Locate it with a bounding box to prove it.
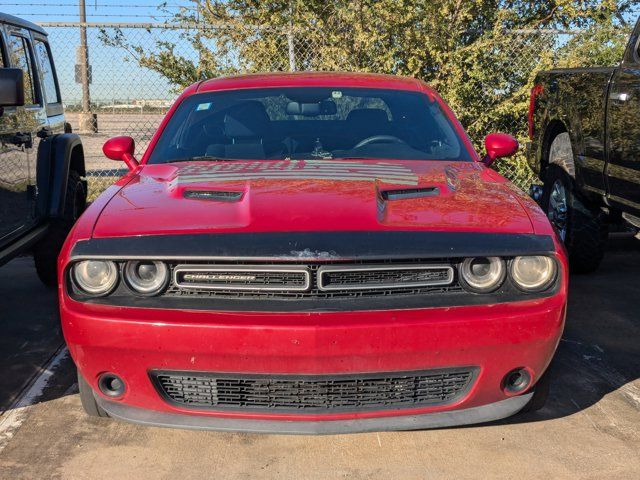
[151,368,477,413]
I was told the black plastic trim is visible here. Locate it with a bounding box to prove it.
[71,231,556,262]
[0,223,48,267]
[97,392,534,434]
[0,13,47,36]
[48,133,83,217]
[35,135,54,218]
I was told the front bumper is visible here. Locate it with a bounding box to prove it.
[62,291,565,432]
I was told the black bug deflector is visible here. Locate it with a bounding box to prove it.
[70,231,556,262]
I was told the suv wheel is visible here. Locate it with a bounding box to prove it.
[34,170,87,287]
[77,371,109,417]
[541,164,607,273]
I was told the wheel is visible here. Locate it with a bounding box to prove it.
[519,370,550,413]
[77,371,109,417]
[541,164,608,273]
[34,170,87,287]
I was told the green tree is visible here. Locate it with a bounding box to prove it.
[101,0,635,188]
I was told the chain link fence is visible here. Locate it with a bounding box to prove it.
[39,22,619,198]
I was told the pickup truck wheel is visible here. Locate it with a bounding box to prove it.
[77,371,109,417]
[34,170,87,287]
[542,164,607,273]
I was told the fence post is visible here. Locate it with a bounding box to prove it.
[77,0,97,133]
[287,2,297,72]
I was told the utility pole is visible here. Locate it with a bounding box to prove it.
[77,0,96,132]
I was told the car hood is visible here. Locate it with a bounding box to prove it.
[91,159,535,238]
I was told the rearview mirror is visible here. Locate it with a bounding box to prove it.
[286,100,337,117]
[482,133,519,167]
[0,68,25,108]
[103,136,138,171]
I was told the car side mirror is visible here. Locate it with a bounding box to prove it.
[0,68,25,109]
[103,136,139,171]
[482,133,519,167]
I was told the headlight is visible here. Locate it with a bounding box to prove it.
[73,260,119,296]
[124,260,169,295]
[459,257,506,293]
[510,256,557,292]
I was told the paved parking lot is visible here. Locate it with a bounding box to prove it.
[1,235,639,479]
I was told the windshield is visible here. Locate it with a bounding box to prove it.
[148,87,473,163]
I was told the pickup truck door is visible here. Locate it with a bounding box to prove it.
[606,24,640,215]
[0,27,40,242]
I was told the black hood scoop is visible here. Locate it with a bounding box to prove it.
[183,190,244,202]
[380,187,439,201]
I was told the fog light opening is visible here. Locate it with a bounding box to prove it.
[98,373,126,398]
[503,368,532,395]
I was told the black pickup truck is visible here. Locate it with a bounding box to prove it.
[0,13,86,285]
[528,17,640,273]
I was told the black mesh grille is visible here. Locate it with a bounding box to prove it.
[320,267,450,289]
[152,368,476,413]
[165,260,462,299]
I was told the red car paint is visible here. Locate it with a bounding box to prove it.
[59,72,567,433]
[90,161,536,238]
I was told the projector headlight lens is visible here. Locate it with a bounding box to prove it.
[73,260,118,296]
[124,260,168,295]
[510,256,556,292]
[459,257,506,293]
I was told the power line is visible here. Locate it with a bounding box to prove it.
[18,13,178,18]
[3,2,193,5]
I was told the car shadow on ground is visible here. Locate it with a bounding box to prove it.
[499,232,640,426]
[0,257,64,412]
[1,235,639,427]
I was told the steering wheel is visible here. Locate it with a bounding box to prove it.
[353,135,406,149]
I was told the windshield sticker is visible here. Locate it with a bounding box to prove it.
[175,160,418,186]
[331,91,342,99]
[196,102,212,111]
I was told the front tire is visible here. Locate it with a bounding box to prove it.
[34,170,87,287]
[541,164,607,273]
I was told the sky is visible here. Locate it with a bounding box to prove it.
[0,1,196,104]
[1,0,191,23]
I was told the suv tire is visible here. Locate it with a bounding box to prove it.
[541,164,607,273]
[77,371,109,417]
[34,170,86,287]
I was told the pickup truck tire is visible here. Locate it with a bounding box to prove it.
[77,371,109,417]
[33,170,86,287]
[541,164,607,273]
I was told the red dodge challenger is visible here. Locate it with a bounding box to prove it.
[59,72,567,434]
